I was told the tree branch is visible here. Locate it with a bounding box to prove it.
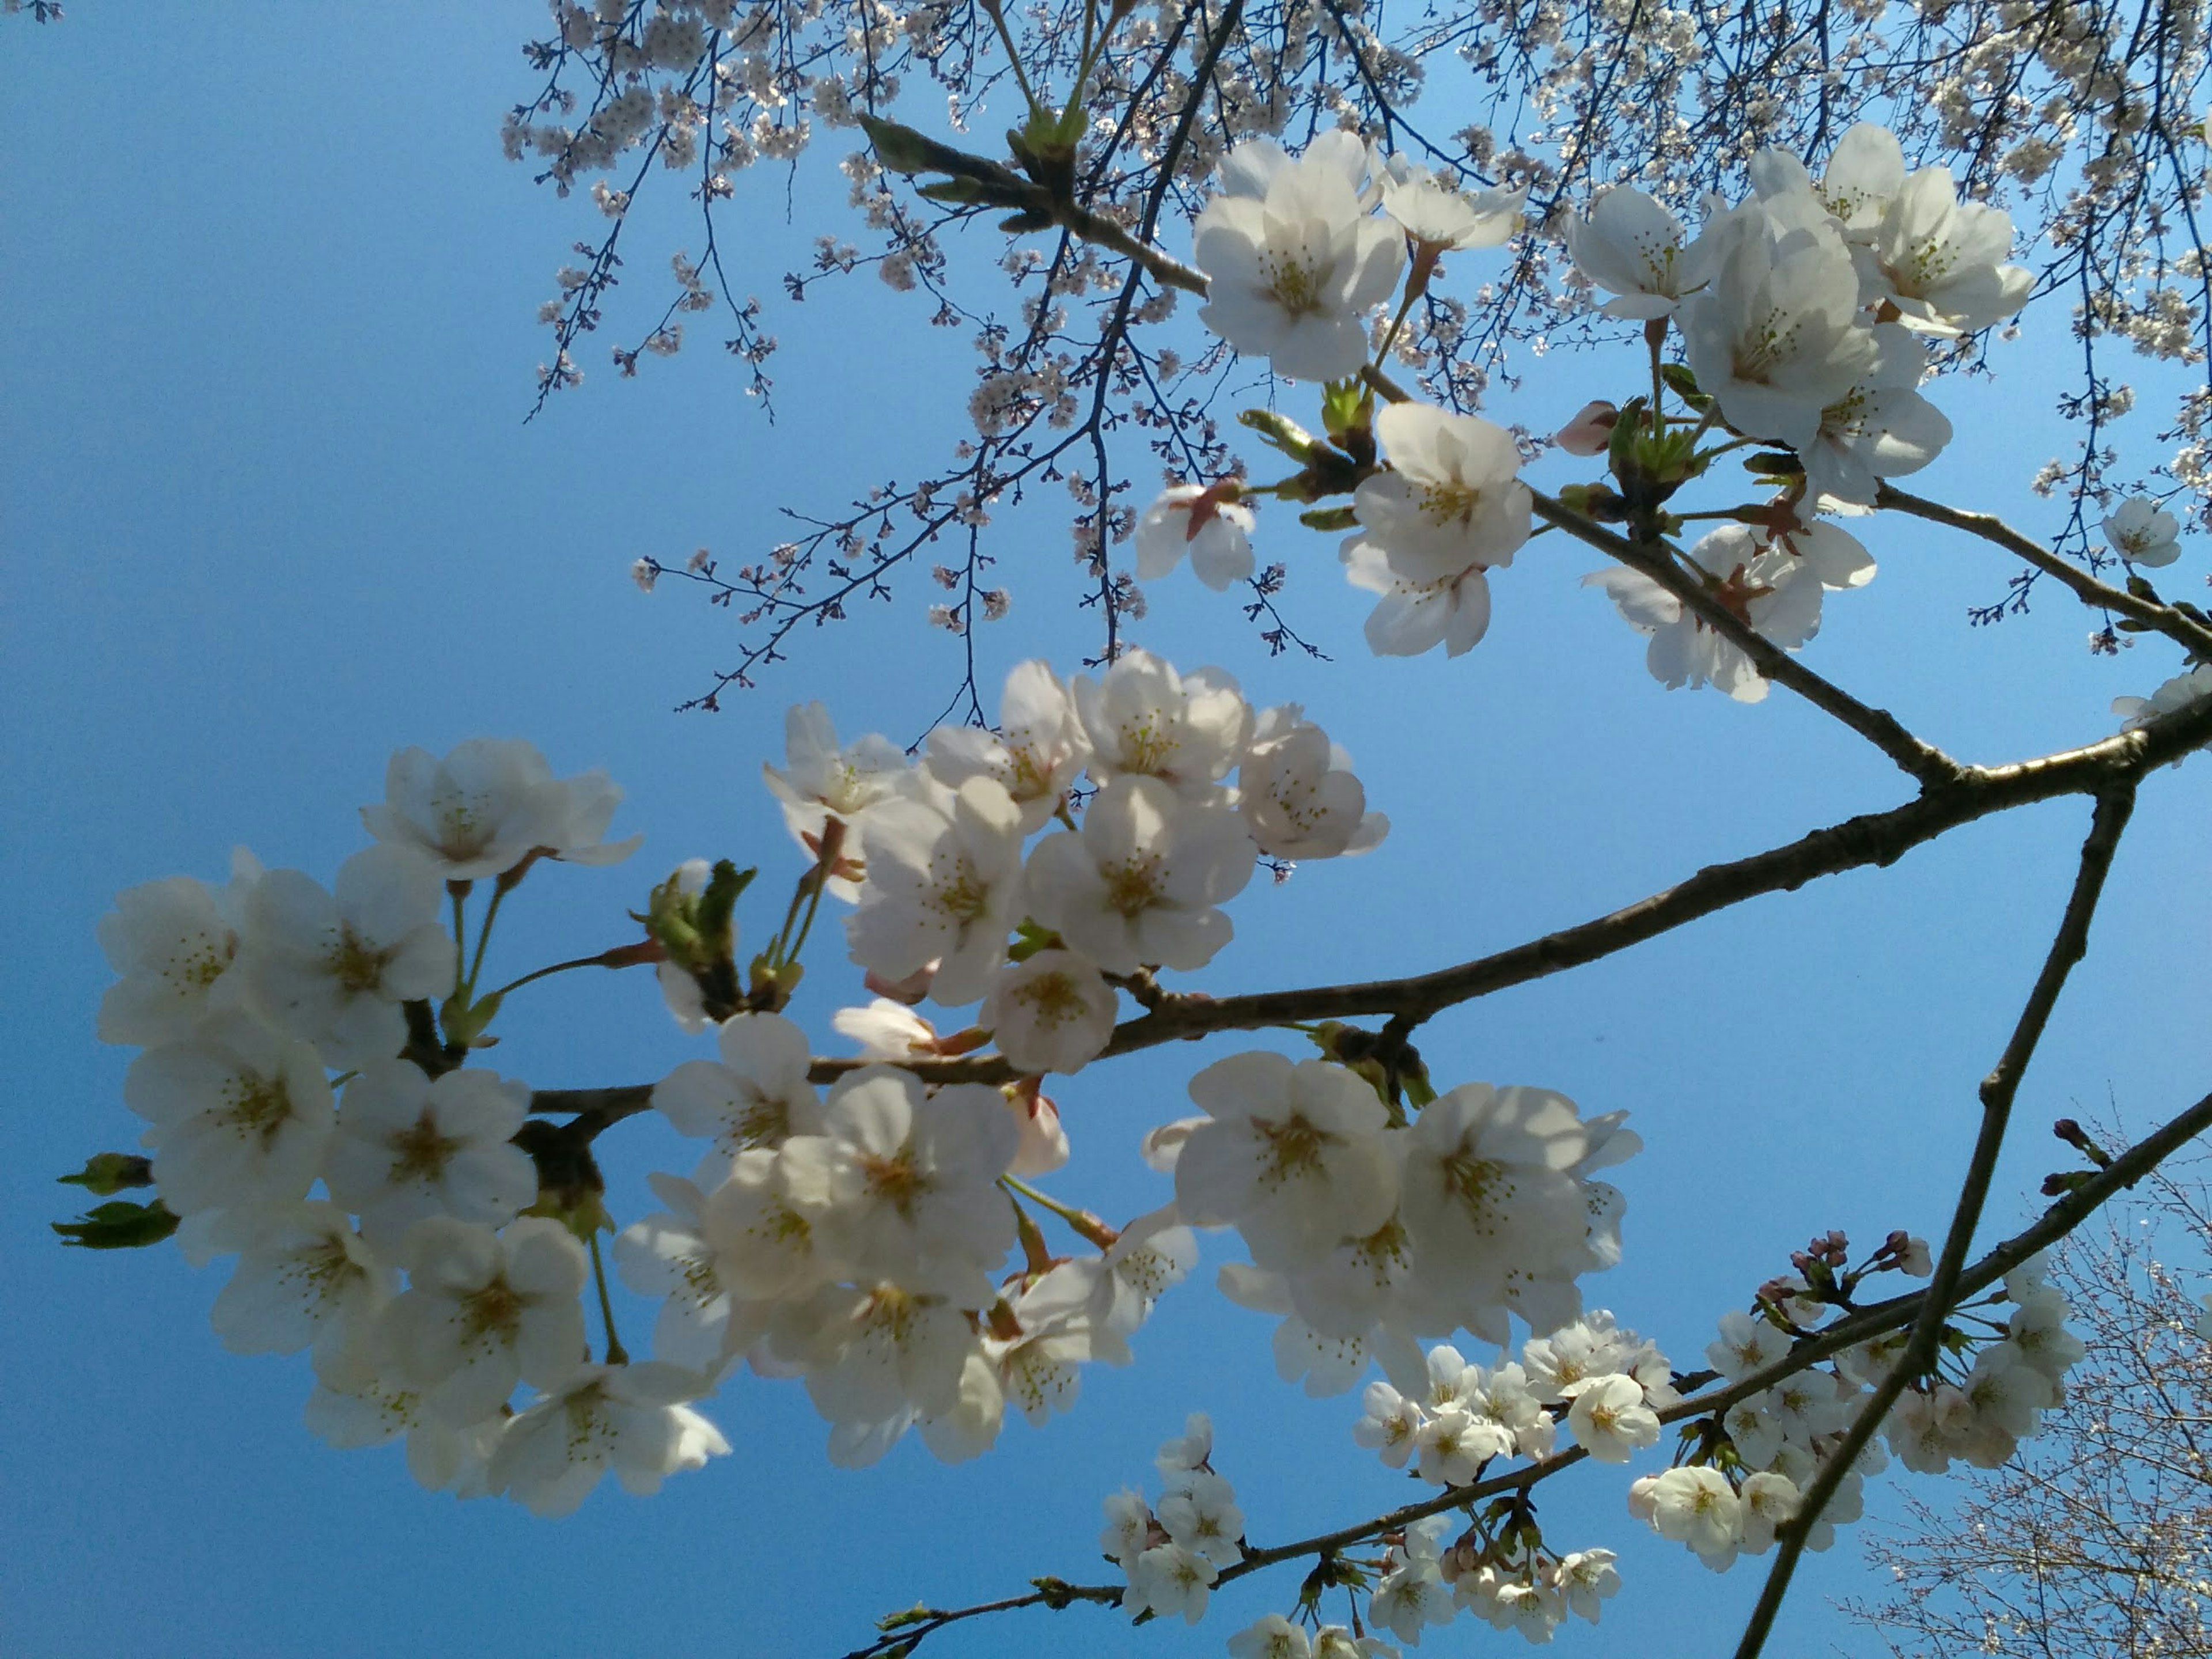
[1877,486,2212,660]
[834,1075,2212,1657]
[1527,488,1965,785]
[531,690,2212,1118]
[1733,782,2140,1659]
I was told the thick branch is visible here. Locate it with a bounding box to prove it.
[1734,782,2140,1659]
[1877,486,2212,660]
[532,692,2212,1119]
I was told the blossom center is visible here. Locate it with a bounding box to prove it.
[1011,969,1086,1029]
[328,925,393,995]
[389,1108,467,1183]
[1102,853,1166,916]
[221,1074,295,1147]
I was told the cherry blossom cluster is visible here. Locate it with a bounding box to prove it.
[1883,1251,2086,1476]
[1152,1066,1639,1398]
[744,650,1385,1068]
[620,1009,1199,1466]
[94,739,734,1514]
[1101,1414,1247,1626]
[1137,123,2122,704]
[1353,1317,1673,1486]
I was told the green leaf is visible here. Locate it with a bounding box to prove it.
[1297,505,1359,532]
[1660,361,1712,409]
[1006,920,1065,964]
[58,1153,154,1195]
[877,1603,931,1633]
[54,1198,180,1250]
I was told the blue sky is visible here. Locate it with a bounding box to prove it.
[6,6,2209,1656]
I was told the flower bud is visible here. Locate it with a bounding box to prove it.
[1555,399,1619,456]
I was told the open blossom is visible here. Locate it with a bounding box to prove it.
[325,1062,539,1252]
[305,1376,504,1497]
[489,1362,730,1517]
[2104,495,2183,567]
[1585,520,1870,703]
[1135,483,1257,592]
[378,1216,590,1424]
[778,1066,1018,1306]
[1804,324,1953,506]
[209,1200,396,1388]
[1854,164,2032,336]
[1708,1308,1792,1380]
[1567,1372,1661,1462]
[923,660,1089,832]
[96,853,260,1046]
[1340,402,1530,658]
[1370,1546,1455,1643]
[1240,705,1388,860]
[1816,122,1906,235]
[2114,664,2212,734]
[1173,1052,1398,1271]
[359,738,639,880]
[846,777,1025,1006]
[778,1281,982,1465]
[1101,1487,1157,1569]
[1157,1468,1244,1566]
[1193,149,1404,382]
[613,1166,810,1373]
[1645,1464,1743,1562]
[1022,777,1255,975]
[1125,1541,1219,1624]
[979,950,1118,1075]
[1680,188,1879,451]
[653,1011,822,1161]
[124,1009,335,1217]
[1216,131,1380,206]
[762,702,909,896]
[1229,1614,1314,1659]
[1397,1084,1624,1342]
[238,844,450,1068]
[1564,186,1715,318]
[1381,162,1523,252]
[1073,649,1250,801]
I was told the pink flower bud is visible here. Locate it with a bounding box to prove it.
[1554,400,1619,456]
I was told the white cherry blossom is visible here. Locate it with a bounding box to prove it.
[325,1061,539,1252]
[1071,649,1251,801]
[778,1281,979,1464]
[846,777,1025,1006]
[778,1066,1018,1305]
[1707,1308,1792,1380]
[1381,164,1524,252]
[1566,1372,1661,1463]
[1240,705,1388,860]
[1856,165,2033,336]
[1124,1540,1219,1624]
[1194,153,1406,382]
[1564,187,1714,318]
[1021,777,1255,975]
[978,949,1119,1075]
[360,738,639,880]
[1816,123,1906,235]
[1804,324,1953,506]
[1172,1052,1399,1271]
[378,1216,590,1423]
[1679,190,1880,451]
[238,844,451,1068]
[1135,483,1258,592]
[209,1200,395,1388]
[1645,1464,1743,1563]
[1216,131,1380,206]
[1229,1614,1313,1659]
[652,1011,822,1162]
[2114,664,2212,733]
[762,702,910,897]
[124,1009,334,1218]
[1101,1487,1156,1569]
[304,1375,503,1497]
[96,853,260,1046]
[1340,402,1531,660]
[1156,1468,1244,1566]
[923,660,1090,832]
[2105,495,2183,566]
[489,1361,730,1516]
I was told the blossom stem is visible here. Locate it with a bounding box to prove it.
[588,1230,628,1366]
[465,881,511,998]
[448,884,468,997]
[487,943,659,1000]
[1000,1175,1117,1249]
